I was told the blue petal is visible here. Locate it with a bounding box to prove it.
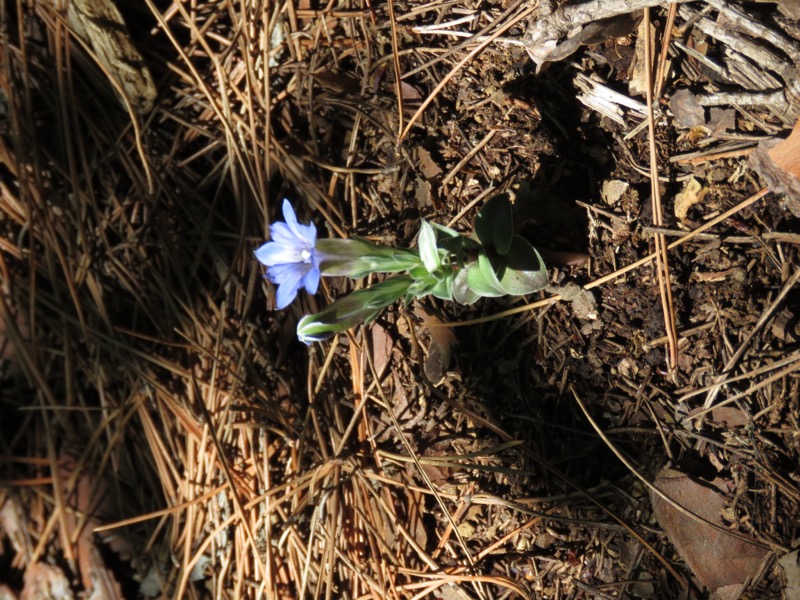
[281,199,298,229]
[274,266,306,309]
[303,266,320,295]
[270,221,302,247]
[267,262,310,284]
[282,199,317,245]
[255,242,302,266]
[275,284,298,309]
[300,220,317,245]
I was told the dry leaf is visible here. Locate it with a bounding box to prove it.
[669,89,705,129]
[709,407,749,428]
[370,322,393,379]
[767,118,800,190]
[414,307,456,382]
[0,584,17,600]
[749,118,800,217]
[0,497,32,566]
[415,176,433,208]
[398,81,423,102]
[557,282,597,320]
[674,177,707,221]
[21,563,74,600]
[601,179,628,205]
[417,147,443,180]
[312,71,361,95]
[771,307,800,342]
[779,550,800,597]
[651,468,770,595]
[708,108,736,136]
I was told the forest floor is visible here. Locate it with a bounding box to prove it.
[2,0,800,599]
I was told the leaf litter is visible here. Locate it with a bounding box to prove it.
[1,0,800,598]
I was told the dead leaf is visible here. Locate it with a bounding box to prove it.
[0,584,17,600]
[312,71,361,95]
[674,177,707,221]
[457,519,476,538]
[415,307,456,382]
[709,407,749,428]
[749,118,800,217]
[557,282,597,320]
[0,497,32,566]
[21,563,74,600]
[650,468,770,594]
[708,108,736,137]
[398,81,423,102]
[669,89,705,129]
[601,179,628,206]
[771,308,800,342]
[370,322,393,379]
[415,176,433,208]
[417,147,443,180]
[778,550,800,597]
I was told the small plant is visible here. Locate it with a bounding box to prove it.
[256,195,547,343]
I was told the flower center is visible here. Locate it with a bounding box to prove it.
[300,249,312,261]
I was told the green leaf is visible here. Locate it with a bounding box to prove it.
[407,276,438,298]
[437,234,482,266]
[418,221,441,274]
[495,236,548,295]
[474,194,513,255]
[465,252,506,297]
[431,273,454,300]
[453,268,480,304]
[296,276,412,344]
[429,222,461,239]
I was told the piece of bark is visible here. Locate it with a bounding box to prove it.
[778,0,800,19]
[524,0,691,71]
[749,119,800,215]
[64,0,157,114]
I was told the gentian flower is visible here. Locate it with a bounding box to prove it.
[255,199,320,309]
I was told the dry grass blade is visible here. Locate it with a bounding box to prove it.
[570,386,777,550]
[3,0,799,597]
[399,2,536,141]
[387,0,405,138]
[644,8,679,370]
[654,3,678,99]
[700,267,800,411]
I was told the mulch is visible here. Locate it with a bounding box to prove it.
[1,0,800,598]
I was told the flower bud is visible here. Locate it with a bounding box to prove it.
[296,276,412,344]
[316,239,422,278]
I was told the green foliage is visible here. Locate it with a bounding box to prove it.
[474,193,513,256]
[284,192,549,343]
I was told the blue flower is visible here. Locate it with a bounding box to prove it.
[255,199,321,309]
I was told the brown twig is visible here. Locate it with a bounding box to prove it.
[644,7,680,371]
